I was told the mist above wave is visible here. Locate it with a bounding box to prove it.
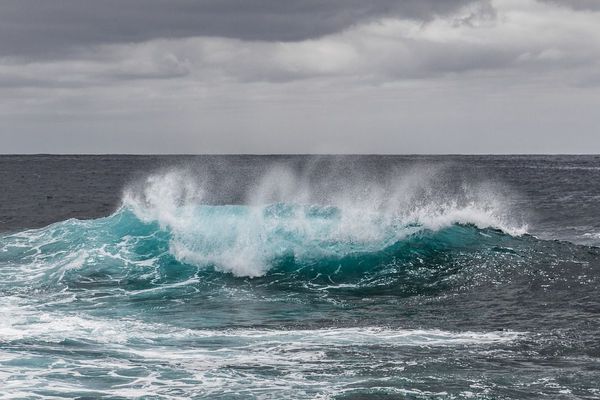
[121,164,526,277]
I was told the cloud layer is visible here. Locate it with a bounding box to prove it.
[0,0,474,57]
[0,0,599,153]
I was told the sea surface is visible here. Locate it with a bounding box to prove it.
[0,155,599,399]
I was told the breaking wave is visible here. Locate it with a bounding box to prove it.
[0,167,531,285]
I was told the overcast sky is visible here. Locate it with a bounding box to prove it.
[1,0,599,153]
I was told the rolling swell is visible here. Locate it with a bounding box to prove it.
[0,198,546,298]
[2,166,596,303]
[3,193,598,335]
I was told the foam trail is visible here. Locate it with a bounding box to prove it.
[0,297,523,346]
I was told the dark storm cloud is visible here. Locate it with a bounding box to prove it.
[0,0,476,58]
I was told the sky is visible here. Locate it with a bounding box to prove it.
[0,0,599,154]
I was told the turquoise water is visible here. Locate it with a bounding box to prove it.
[1,162,600,399]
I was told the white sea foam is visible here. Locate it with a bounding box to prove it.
[0,297,525,399]
[121,166,527,277]
[0,296,523,346]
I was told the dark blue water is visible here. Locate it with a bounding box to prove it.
[1,155,599,399]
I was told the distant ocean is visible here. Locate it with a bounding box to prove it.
[1,155,599,399]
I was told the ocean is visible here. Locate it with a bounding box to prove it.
[0,155,599,399]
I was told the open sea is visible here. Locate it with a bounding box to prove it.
[0,155,599,399]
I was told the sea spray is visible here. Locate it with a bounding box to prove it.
[119,166,526,276]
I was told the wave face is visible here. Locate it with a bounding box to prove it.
[119,168,526,277]
[0,205,523,294]
[1,166,600,399]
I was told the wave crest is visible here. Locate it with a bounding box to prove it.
[119,167,527,277]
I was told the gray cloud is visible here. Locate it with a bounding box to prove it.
[541,0,600,11]
[1,0,599,88]
[0,0,476,58]
[1,0,600,154]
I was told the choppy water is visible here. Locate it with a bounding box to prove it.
[1,155,599,399]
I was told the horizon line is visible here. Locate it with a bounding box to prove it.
[1,153,599,157]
